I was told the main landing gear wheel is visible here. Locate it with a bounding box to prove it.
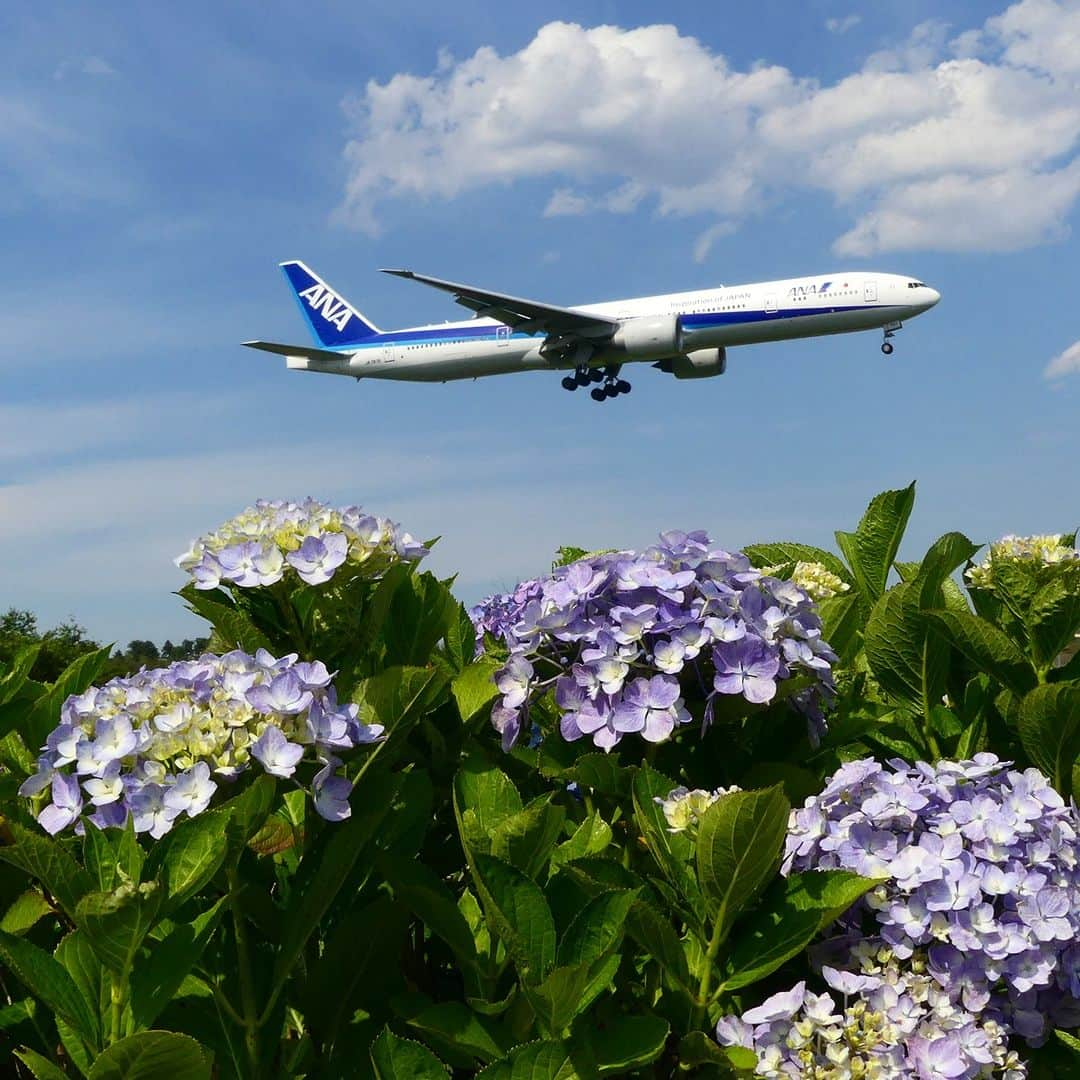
[616,379,631,394]
[881,342,894,355]
[590,387,606,402]
[561,375,577,391]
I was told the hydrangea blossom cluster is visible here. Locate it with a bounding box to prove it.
[783,755,1080,1046]
[175,498,428,590]
[470,577,544,645]
[20,650,383,838]
[474,530,837,752]
[716,956,1027,1079]
[656,785,741,835]
[965,534,1078,589]
[764,561,851,602]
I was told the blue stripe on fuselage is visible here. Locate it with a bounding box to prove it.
[324,304,885,351]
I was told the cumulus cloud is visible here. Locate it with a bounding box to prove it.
[1045,340,1080,379]
[337,1,1080,256]
[825,15,862,35]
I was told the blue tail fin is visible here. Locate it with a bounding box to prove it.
[280,261,381,348]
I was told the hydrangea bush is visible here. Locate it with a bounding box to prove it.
[1,484,1079,1080]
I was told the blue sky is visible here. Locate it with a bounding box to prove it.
[2,0,1078,647]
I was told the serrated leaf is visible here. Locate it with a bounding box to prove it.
[490,796,566,881]
[370,1026,450,1079]
[406,1001,509,1066]
[549,814,612,872]
[567,754,633,798]
[625,898,693,993]
[0,927,98,1048]
[781,869,881,928]
[582,1012,669,1075]
[86,1030,210,1080]
[0,822,93,921]
[721,906,821,991]
[1,888,54,935]
[1018,684,1080,795]
[834,483,916,612]
[557,889,637,969]
[816,593,862,663]
[926,609,1036,696]
[475,1039,582,1080]
[129,897,226,1030]
[695,785,789,940]
[455,760,524,859]
[453,658,501,723]
[1028,579,1080,670]
[743,542,850,584]
[143,810,227,912]
[472,854,556,984]
[631,764,699,907]
[13,1048,69,1080]
[75,881,163,976]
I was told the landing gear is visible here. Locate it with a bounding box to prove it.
[881,321,902,355]
[561,364,632,401]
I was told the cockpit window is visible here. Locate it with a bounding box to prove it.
[907,281,927,288]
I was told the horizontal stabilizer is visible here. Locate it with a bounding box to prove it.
[242,340,351,361]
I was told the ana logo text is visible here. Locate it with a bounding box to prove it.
[298,285,353,332]
[787,281,832,299]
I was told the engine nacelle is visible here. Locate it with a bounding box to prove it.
[610,314,683,359]
[657,347,728,379]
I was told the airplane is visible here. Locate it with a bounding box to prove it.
[244,261,941,403]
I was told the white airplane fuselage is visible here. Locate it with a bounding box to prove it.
[272,270,940,383]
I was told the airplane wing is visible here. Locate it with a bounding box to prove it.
[242,340,350,360]
[380,269,616,338]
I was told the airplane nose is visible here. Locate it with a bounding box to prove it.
[925,286,941,308]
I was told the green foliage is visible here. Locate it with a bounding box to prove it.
[2,483,1078,1077]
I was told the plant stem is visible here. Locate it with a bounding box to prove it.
[228,868,261,1076]
[109,973,124,1044]
[692,917,727,1030]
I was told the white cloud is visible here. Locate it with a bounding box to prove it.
[693,221,736,263]
[337,2,1080,256]
[1045,339,1080,379]
[53,56,117,80]
[825,15,862,35]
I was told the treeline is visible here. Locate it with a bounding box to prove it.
[0,608,208,683]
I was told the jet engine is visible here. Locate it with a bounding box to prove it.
[655,347,727,379]
[610,314,683,359]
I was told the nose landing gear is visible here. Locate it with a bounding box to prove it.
[881,320,902,355]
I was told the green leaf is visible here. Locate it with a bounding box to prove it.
[55,930,107,1053]
[549,814,613,872]
[380,855,479,970]
[695,785,789,940]
[21,646,113,750]
[179,583,271,655]
[75,881,163,977]
[221,775,276,865]
[370,1026,450,1079]
[271,770,399,992]
[407,1002,509,1066]
[743,542,850,584]
[13,1048,70,1080]
[631,764,699,907]
[721,905,821,991]
[1055,1029,1080,1054]
[445,603,479,672]
[566,755,633,799]
[1,888,54,935]
[580,1012,669,1075]
[834,483,916,612]
[490,795,566,880]
[1028,579,1080,670]
[475,1039,582,1080]
[306,897,411,1053]
[816,593,862,663]
[382,571,459,667]
[0,927,98,1048]
[453,658,501,723]
[926,610,1037,696]
[472,853,556,984]
[625,898,693,993]
[864,582,948,717]
[129,897,227,1030]
[143,810,227,912]
[678,1032,756,1075]
[86,1031,211,1080]
[455,760,524,858]
[781,869,881,928]
[354,665,449,766]
[557,889,637,969]
[1018,684,1080,795]
[0,822,94,921]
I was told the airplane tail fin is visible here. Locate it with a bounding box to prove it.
[280,260,382,348]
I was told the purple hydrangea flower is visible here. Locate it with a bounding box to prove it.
[175,498,427,590]
[477,532,836,752]
[23,649,383,838]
